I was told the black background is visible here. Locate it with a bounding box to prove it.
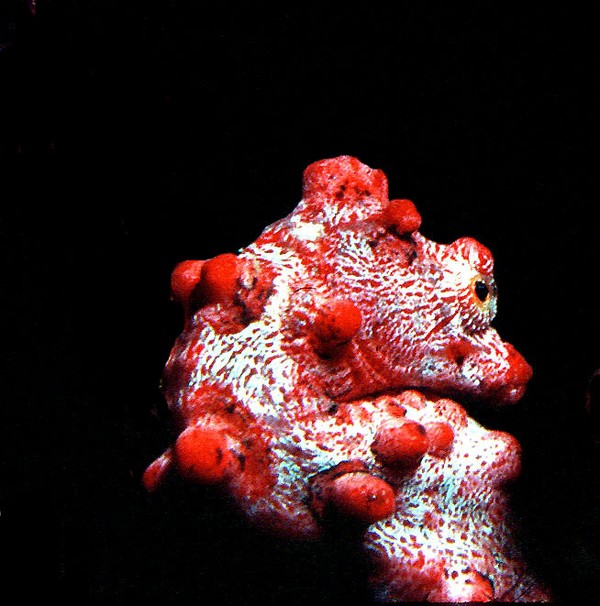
[1,1,598,603]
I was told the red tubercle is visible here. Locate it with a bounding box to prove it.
[169,254,244,322]
[177,255,274,333]
[384,199,422,235]
[328,472,396,524]
[424,422,455,457]
[197,253,241,305]
[171,259,205,307]
[173,384,276,500]
[372,420,429,468]
[309,460,394,523]
[174,426,237,484]
[142,449,173,492]
[312,299,362,352]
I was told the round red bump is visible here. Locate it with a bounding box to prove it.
[313,299,362,347]
[329,472,396,523]
[142,449,173,492]
[199,253,241,305]
[171,260,204,307]
[174,426,234,484]
[425,422,455,457]
[385,199,422,235]
[372,420,429,467]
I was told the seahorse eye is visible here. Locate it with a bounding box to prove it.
[474,280,489,302]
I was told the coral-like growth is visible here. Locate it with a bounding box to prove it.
[144,156,549,601]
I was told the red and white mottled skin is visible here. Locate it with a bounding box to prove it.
[144,156,550,601]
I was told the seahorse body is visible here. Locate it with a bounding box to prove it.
[144,156,548,601]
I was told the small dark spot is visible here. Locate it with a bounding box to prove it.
[224,402,236,413]
[237,452,246,470]
[327,403,339,415]
[335,183,347,199]
[455,355,465,367]
[215,448,223,464]
[407,246,418,264]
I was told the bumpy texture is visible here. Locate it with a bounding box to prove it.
[144,156,549,601]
